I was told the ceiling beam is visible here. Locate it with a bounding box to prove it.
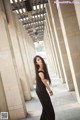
[11,1,48,11]
[22,18,45,25]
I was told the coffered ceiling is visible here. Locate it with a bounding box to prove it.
[10,0,48,42]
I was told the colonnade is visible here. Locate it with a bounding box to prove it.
[0,0,35,119]
[44,0,80,103]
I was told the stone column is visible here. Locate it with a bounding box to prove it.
[57,0,80,102]
[44,25,57,76]
[20,24,35,87]
[46,5,65,83]
[14,14,34,90]
[5,0,31,100]
[48,0,74,91]
[0,73,8,112]
[24,32,36,82]
[28,38,36,82]
[46,23,60,77]
[45,19,61,77]
[0,0,27,119]
[74,0,80,29]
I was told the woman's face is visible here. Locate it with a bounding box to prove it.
[36,57,42,66]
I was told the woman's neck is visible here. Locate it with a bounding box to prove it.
[39,64,43,70]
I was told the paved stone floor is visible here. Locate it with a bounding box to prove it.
[21,74,80,120]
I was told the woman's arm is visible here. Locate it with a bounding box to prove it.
[39,72,53,96]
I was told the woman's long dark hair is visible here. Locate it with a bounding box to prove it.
[33,55,51,84]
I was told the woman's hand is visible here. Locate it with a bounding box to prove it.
[49,90,53,96]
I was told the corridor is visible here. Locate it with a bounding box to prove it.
[0,0,80,120]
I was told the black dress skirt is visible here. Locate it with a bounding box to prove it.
[36,70,55,120]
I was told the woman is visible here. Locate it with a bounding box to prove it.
[33,55,55,120]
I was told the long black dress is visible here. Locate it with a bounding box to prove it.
[36,70,55,120]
